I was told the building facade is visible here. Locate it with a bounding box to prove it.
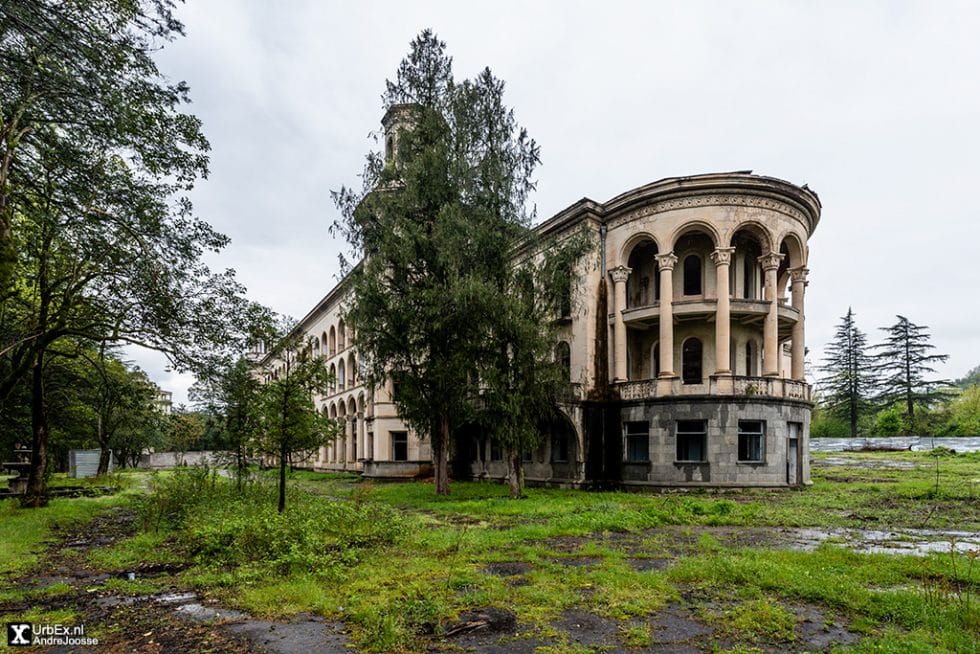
[258,123,820,488]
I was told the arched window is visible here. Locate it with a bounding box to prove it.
[682,338,703,385]
[337,319,346,351]
[683,255,702,296]
[338,358,346,391]
[385,135,395,161]
[347,352,356,386]
[556,341,571,381]
[329,363,337,394]
[328,326,336,356]
[651,342,660,378]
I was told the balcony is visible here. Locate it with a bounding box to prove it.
[616,375,811,402]
[616,298,800,330]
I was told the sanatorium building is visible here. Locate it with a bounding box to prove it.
[256,113,820,488]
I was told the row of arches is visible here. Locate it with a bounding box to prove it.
[310,319,349,360]
[625,228,801,309]
[620,221,805,264]
[326,351,360,395]
[318,392,370,465]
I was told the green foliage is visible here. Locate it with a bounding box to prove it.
[938,385,980,436]
[873,316,951,426]
[333,31,546,495]
[819,308,877,437]
[139,467,404,579]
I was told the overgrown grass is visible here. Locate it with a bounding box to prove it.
[15,453,975,653]
[0,489,133,579]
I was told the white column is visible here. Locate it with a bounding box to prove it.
[609,266,631,382]
[790,266,809,381]
[656,253,678,377]
[759,252,784,377]
[711,247,735,375]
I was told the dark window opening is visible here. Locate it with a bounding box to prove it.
[624,421,650,463]
[522,448,533,463]
[557,341,572,382]
[392,431,408,461]
[490,440,503,462]
[551,433,569,463]
[385,135,394,161]
[683,255,702,295]
[652,343,660,378]
[738,420,765,462]
[676,420,707,462]
[745,340,758,376]
[682,338,703,385]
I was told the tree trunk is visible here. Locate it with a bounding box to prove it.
[506,448,524,499]
[278,440,288,513]
[96,415,110,476]
[23,350,48,507]
[435,413,450,495]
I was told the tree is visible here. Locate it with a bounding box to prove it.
[954,364,980,389]
[256,332,337,513]
[81,350,158,475]
[872,315,950,431]
[333,31,542,495]
[819,308,876,438]
[191,356,263,489]
[0,3,252,506]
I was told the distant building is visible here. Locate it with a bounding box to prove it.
[256,112,818,488]
[152,388,173,415]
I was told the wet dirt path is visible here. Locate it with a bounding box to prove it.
[0,504,349,653]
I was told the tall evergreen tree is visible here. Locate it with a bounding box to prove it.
[333,31,541,495]
[873,315,950,429]
[819,308,876,438]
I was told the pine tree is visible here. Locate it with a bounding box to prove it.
[333,31,542,495]
[819,308,876,438]
[873,315,950,431]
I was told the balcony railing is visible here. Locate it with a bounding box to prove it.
[616,375,811,402]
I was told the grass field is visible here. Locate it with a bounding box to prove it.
[2,451,978,653]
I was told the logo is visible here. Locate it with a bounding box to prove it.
[7,623,32,647]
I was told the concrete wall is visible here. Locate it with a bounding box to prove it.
[138,451,224,470]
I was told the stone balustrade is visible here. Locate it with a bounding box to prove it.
[616,376,811,402]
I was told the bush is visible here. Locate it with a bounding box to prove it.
[138,466,404,577]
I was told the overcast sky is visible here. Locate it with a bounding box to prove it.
[137,0,980,406]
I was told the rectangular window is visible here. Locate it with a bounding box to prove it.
[490,440,503,462]
[551,434,569,463]
[676,420,707,462]
[624,421,650,463]
[522,448,533,463]
[391,431,408,461]
[738,420,765,462]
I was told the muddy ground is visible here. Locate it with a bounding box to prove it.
[0,506,908,653]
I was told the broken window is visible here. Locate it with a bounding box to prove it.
[676,420,707,462]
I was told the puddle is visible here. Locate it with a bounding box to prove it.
[176,602,249,623]
[155,591,198,605]
[786,527,980,556]
[813,457,916,469]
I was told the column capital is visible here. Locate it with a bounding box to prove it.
[608,265,632,284]
[758,251,784,271]
[710,247,736,266]
[789,266,810,285]
[655,252,678,271]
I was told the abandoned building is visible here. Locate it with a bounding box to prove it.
[256,111,820,488]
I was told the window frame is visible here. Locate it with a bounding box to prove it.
[675,419,707,463]
[623,421,650,463]
[391,431,408,462]
[737,420,765,463]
